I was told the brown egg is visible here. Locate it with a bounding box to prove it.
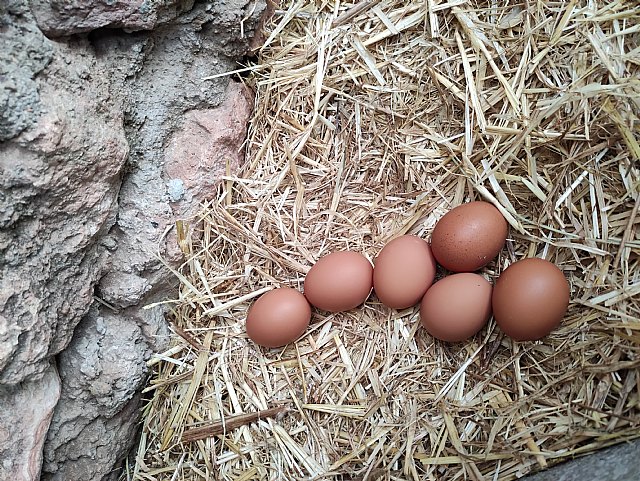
[431,201,508,272]
[493,258,569,341]
[304,251,373,312]
[246,288,311,348]
[373,235,437,309]
[420,273,492,342]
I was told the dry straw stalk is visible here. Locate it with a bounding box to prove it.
[128,1,639,480]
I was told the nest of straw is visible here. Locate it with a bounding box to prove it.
[128,1,640,480]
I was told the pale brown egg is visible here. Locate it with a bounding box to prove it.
[246,288,311,348]
[430,201,508,272]
[373,235,437,309]
[304,251,373,312]
[420,273,493,342]
[493,258,570,341]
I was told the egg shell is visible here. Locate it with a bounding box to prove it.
[492,258,569,341]
[430,201,508,272]
[373,235,437,309]
[304,251,373,312]
[420,273,492,342]
[246,288,311,348]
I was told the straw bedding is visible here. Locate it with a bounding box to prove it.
[128,1,639,480]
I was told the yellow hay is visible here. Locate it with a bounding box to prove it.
[129,1,640,480]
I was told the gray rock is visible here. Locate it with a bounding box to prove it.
[43,307,148,481]
[0,1,53,140]
[522,440,640,481]
[0,363,60,481]
[1,0,268,479]
[166,178,186,202]
[98,272,152,309]
[44,396,142,481]
[29,0,196,37]
[0,32,128,386]
[0,70,42,142]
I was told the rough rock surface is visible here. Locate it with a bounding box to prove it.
[0,13,129,477]
[522,440,640,481]
[165,81,254,218]
[1,0,264,480]
[30,0,196,37]
[0,1,53,140]
[0,363,60,481]
[43,306,149,481]
[0,9,128,386]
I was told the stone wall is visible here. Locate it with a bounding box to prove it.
[0,1,266,480]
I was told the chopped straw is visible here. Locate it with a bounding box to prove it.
[128,1,640,480]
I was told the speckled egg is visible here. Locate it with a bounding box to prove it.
[430,201,508,272]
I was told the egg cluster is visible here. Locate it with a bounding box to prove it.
[246,201,570,348]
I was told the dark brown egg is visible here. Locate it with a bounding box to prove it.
[373,235,437,309]
[304,251,373,312]
[492,258,569,341]
[246,288,311,348]
[420,273,493,342]
[431,201,508,272]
